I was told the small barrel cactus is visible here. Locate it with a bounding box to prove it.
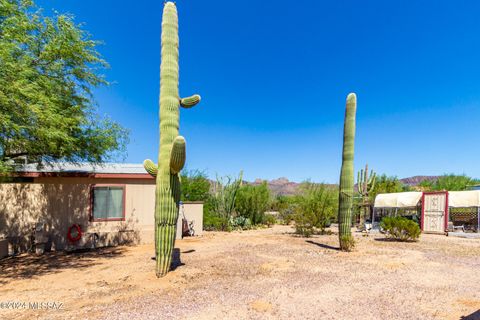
[338,93,357,251]
[144,1,200,277]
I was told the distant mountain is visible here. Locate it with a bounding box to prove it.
[250,177,301,196]
[245,175,440,196]
[399,176,438,187]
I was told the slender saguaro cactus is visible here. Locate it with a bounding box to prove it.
[144,2,200,277]
[357,164,376,226]
[357,164,376,198]
[338,93,357,251]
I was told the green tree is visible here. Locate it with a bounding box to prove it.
[180,169,220,231]
[180,169,211,202]
[370,174,408,200]
[0,0,127,172]
[235,182,271,225]
[419,174,479,191]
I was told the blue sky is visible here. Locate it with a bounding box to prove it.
[37,0,480,182]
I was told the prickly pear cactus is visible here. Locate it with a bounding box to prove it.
[338,93,357,251]
[144,1,200,277]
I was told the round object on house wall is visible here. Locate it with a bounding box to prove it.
[67,224,82,243]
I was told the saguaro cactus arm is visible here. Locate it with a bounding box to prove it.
[368,171,376,193]
[170,136,186,174]
[180,94,201,108]
[143,159,158,177]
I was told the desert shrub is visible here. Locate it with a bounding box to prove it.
[230,216,252,230]
[263,214,277,227]
[380,216,421,241]
[293,182,337,236]
[203,212,226,231]
[294,210,315,237]
[271,195,299,224]
[235,182,271,225]
[210,172,243,231]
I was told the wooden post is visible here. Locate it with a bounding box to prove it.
[477,207,480,233]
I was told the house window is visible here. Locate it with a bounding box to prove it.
[91,185,125,221]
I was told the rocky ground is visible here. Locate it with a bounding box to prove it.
[1,225,480,320]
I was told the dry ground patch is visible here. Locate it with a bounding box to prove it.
[1,225,479,319]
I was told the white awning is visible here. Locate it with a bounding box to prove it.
[448,190,480,208]
[374,192,422,208]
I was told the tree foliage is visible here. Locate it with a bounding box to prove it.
[0,0,128,171]
[235,181,271,225]
[180,169,211,202]
[419,174,479,191]
[293,182,338,236]
[370,174,409,201]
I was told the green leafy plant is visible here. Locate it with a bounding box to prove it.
[143,2,201,277]
[271,195,299,225]
[181,169,211,202]
[293,182,337,237]
[294,211,315,237]
[419,174,480,191]
[230,216,252,230]
[211,172,243,231]
[380,216,421,241]
[235,182,271,225]
[263,214,277,227]
[338,93,357,251]
[0,0,128,171]
[370,174,409,200]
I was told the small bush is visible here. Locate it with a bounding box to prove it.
[293,210,315,237]
[230,216,252,230]
[380,216,421,242]
[263,214,277,227]
[203,210,227,231]
[235,182,271,225]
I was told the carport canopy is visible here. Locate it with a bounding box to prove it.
[448,190,480,208]
[374,190,480,208]
[374,192,423,208]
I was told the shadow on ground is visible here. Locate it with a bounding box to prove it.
[0,246,127,285]
[460,310,480,320]
[374,238,416,243]
[305,240,340,251]
[150,248,186,271]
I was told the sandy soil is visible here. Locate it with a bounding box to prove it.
[1,225,480,320]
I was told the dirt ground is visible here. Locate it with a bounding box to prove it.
[1,225,480,320]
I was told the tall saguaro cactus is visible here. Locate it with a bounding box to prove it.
[338,93,357,251]
[144,2,200,277]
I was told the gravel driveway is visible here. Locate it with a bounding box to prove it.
[1,225,479,319]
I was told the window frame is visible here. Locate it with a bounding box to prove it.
[90,184,126,222]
